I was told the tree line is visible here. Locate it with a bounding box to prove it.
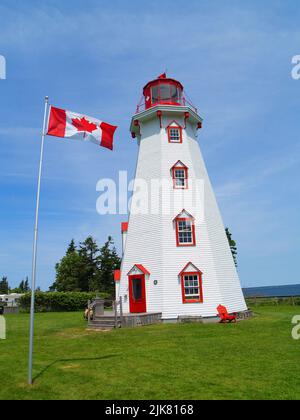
[0,276,31,294]
[50,236,121,296]
[1,235,121,298]
[1,229,236,297]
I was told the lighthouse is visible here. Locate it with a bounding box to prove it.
[116,74,248,322]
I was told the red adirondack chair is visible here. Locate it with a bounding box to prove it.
[217,305,237,323]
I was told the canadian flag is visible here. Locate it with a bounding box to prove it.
[47,106,117,150]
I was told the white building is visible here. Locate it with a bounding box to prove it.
[115,74,247,321]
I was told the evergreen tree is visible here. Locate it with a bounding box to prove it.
[50,236,121,295]
[50,241,85,292]
[19,280,25,293]
[78,236,100,292]
[24,277,30,292]
[14,277,31,293]
[226,228,238,267]
[98,236,121,296]
[0,277,9,294]
[67,239,76,254]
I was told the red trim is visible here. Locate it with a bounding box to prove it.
[121,222,128,233]
[129,274,147,313]
[157,110,162,128]
[114,270,121,282]
[100,122,117,151]
[143,78,184,110]
[179,262,202,276]
[175,217,196,247]
[132,120,141,138]
[47,106,66,138]
[173,209,195,222]
[180,271,203,304]
[135,264,150,276]
[197,122,202,130]
[143,78,184,95]
[172,166,188,189]
[184,112,190,129]
[167,123,183,143]
[127,264,151,276]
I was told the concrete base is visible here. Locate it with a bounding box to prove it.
[88,309,252,330]
[88,312,162,330]
[162,309,253,324]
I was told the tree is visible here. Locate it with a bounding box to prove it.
[67,239,76,254]
[24,277,30,292]
[50,236,121,295]
[0,277,9,294]
[15,277,31,293]
[98,236,121,296]
[50,240,85,292]
[226,228,238,267]
[78,236,100,292]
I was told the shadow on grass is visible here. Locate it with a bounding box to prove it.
[33,354,121,383]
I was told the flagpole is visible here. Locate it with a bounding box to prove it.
[28,96,49,385]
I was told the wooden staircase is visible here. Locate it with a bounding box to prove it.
[88,314,122,330]
[87,298,124,330]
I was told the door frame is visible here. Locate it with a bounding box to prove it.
[128,274,147,313]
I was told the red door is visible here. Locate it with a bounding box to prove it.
[129,275,146,313]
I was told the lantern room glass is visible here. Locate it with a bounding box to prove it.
[151,83,182,106]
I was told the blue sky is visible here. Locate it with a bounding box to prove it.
[0,0,299,290]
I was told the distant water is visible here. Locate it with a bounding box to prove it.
[243,284,300,298]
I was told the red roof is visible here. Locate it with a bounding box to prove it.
[127,264,151,276]
[179,262,202,276]
[114,270,121,281]
[135,264,150,275]
[121,222,128,233]
[173,209,195,221]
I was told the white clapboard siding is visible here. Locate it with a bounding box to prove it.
[118,107,247,319]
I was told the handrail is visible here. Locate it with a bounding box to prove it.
[135,96,197,114]
[114,297,124,328]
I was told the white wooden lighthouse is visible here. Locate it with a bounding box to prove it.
[115,74,247,321]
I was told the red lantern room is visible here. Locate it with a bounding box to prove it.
[142,73,184,110]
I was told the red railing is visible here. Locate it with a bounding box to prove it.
[135,94,198,114]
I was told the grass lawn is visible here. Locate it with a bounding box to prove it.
[1,305,300,400]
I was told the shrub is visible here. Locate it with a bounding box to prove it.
[246,296,300,307]
[19,291,110,313]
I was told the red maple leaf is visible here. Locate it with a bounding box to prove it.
[72,117,97,133]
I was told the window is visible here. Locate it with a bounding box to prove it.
[151,86,159,104]
[176,218,196,246]
[160,84,171,100]
[170,85,179,102]
[168,127,181,143]
[132,278,142,300]
[150,84,181,105]
[181,272,203,303]
[172,164,188,189]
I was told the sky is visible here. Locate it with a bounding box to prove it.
[0,0,299,290]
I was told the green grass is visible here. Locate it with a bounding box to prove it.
[1,306,300,400]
